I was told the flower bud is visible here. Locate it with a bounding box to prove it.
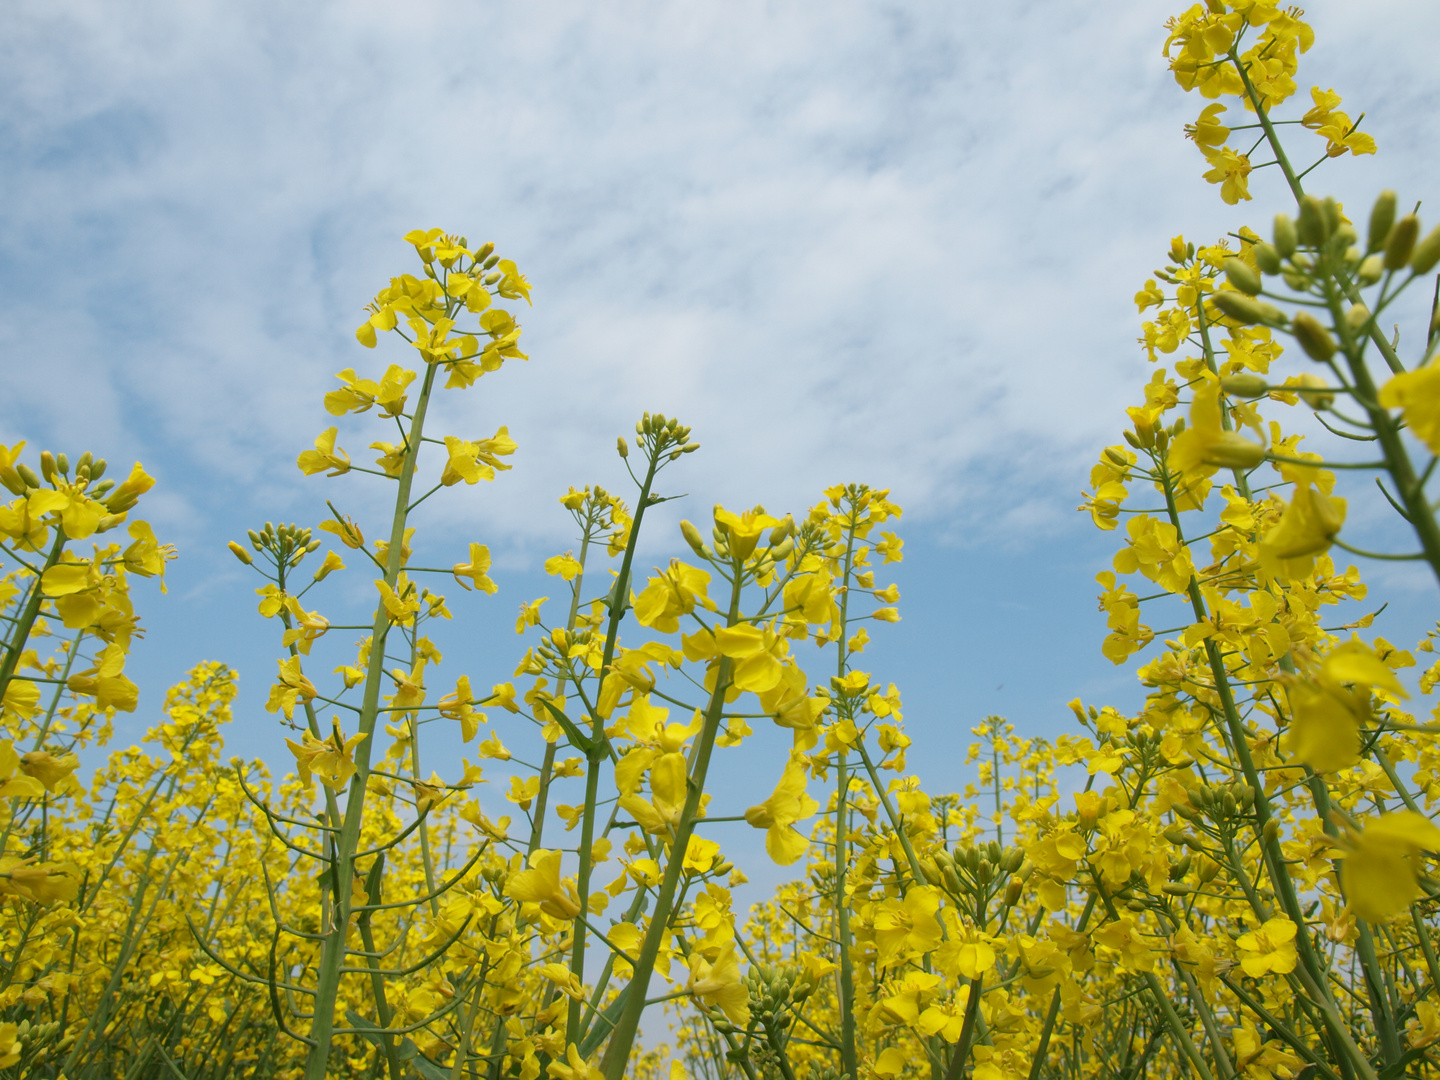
[616,437,628,459]
[474,241,495,261]
[1412,225,1440,275]
[1296,373,1335,411]
[943,865,963,894]
[1254,242,1281,275]
[1221,374,1267,398]
[89,458,107,481]
[1211,291,1283,326]
[1297,196,1329,248]
[228,541,253,565]
[1346,304,1372,333]
[1223,258,1262,296]
[1273,214,1297,259]
[55,452,69,477]
[920,858,942,886]
[1290,312,1337,361]
[1262,818,1281,844]
[1003,877,1023,907]
[1358,254,1384,286]
[16,463,41,490]
[1163,823,1187,844]
[1162,882,1191,896]
[1385,214,1420,270]
[482,254,500,271]
[39,450,57,484]
[680,519,708,556]
[1368,190,1398,253]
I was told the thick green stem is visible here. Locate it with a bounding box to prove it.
[598,571,742,1080]
[304,361,439,1080]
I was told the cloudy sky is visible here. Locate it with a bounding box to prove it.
[4,1,1440,837]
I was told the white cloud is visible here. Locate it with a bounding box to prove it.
[2,0,1438,559]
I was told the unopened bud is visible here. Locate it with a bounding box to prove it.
[616,437,628,459]
[1253,242,1281,276]
[1296,374,1335,411]
[89,458,107,481]
[1358,255,1384,286]
[228,541,253,565]
[920,859,942,886]
[16,463,41,490]
[1368,190,1397,254]
[1297,196,1329,248]
[1163,823,1188,845]
[55,452,69,477]
[680,520,707,556]
[1411,225,1440,275]
[1262,818,1281,844]
[1223,258,1262,296]
[1273,214,1297,259]
[1221,374,1267,398]
[1211,291,1283,326]
[1385,214,1420,270]
[1290,312,1337,361]
[39,451,57,484]
[474,241,495,261]
[1003,877,1023,906]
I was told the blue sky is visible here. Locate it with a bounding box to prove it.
[4,0,1440,876]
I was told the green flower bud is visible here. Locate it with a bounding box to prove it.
[1358,254,1384,286]
[55,452,69,477]
[228,541,253,565]
[90,458,107,481]
[1411,224,1440,274]
[1274,214,1297,259]
[680,519,708,556]
[1221,374,1268,398]
[616,437,628,459]
[1254,242,1281,275]
[1385,214,1420,270]
[39,450,57,484]
[1223,257,1262,296]
[1297,195,1328,248]
[1367,190,1397,254]
[1211,291,1283,326]
[1290,311,1338,361]
[474,241,495,261]
[17,463,41,490]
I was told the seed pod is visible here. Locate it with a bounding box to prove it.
[1254,242,1281,275]
[1274,214,1297,258]
[1412,225,1440,275]
[1291,312,1338,361]
[1224,258,1262,296]
[1385,214,1420,270]
[1368,190,1398,253]
[1297,196,1329,247]
[1221,374,1268,398]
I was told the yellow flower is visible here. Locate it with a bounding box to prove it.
[545,1044,602,1080]
[686,944,750,1027]
[1257,484,1345,581]
[296,427,351,476]
[1340,811,1440,923]
[452,543,498,594]
[744,755,818,865]
[505,849,581,919]
[324,364,415,417]
[633,560,716,633]
[713,505,781,560]
[440,429,517,486]
[1168,380,1266,475]
[872,886,943,969]
[285,724,366,791]
[1235,917,1298,977]
[1380,360,1440,453]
